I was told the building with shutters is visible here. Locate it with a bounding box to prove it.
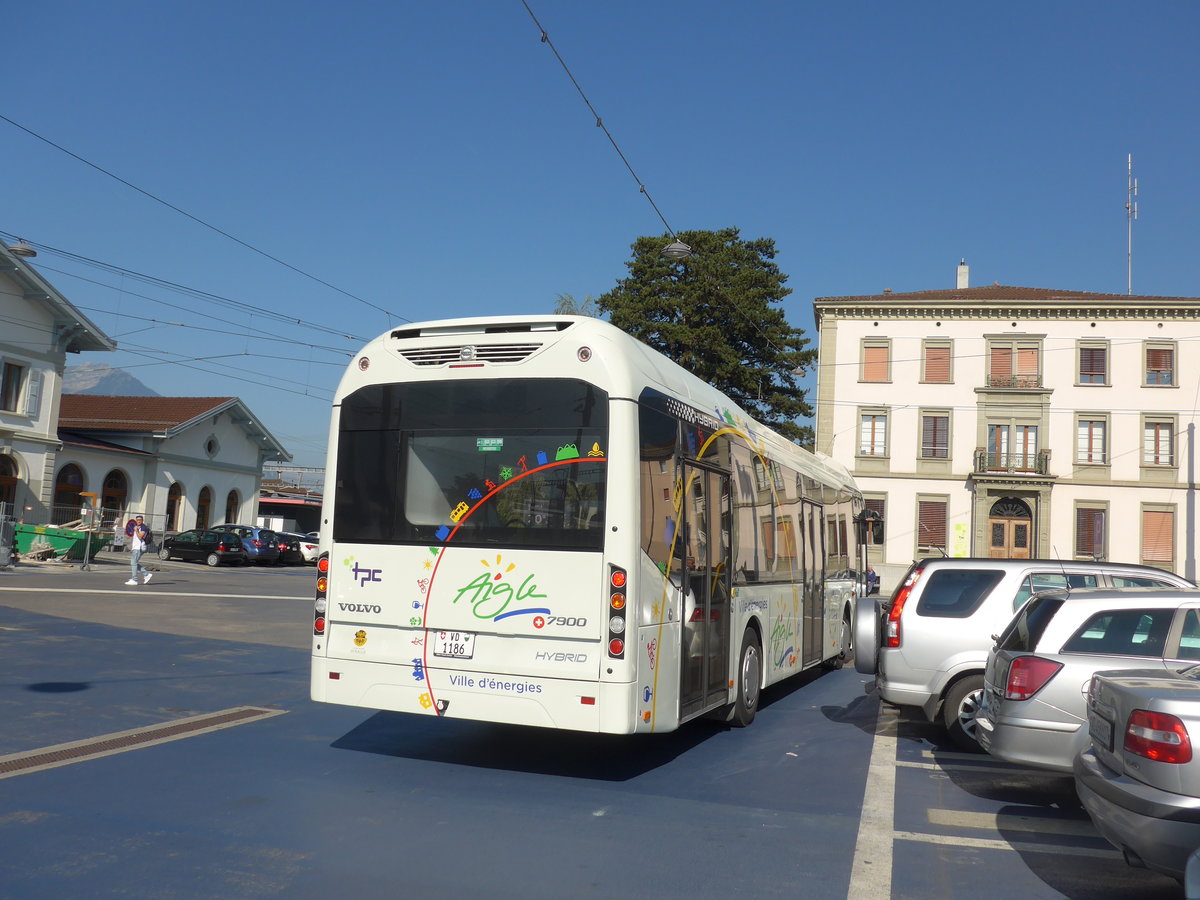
[813,261,1200,585]
[0,241,115,520]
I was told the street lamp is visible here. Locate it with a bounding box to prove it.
[661,239,693,260]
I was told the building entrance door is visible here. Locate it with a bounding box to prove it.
[987,497,1033,559]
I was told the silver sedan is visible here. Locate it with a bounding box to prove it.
[1076,666,1200,882]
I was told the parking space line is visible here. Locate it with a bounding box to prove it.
[896,830,1120,859]
[848,703,899,900]
[927,808,1098,838]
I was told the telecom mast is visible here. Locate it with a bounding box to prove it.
[1126,154,1138,295]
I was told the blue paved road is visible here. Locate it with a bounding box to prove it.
[0,603,875,899]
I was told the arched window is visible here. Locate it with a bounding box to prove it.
[53,464,86,524]
[0,453,18,515]
[102,469,129,519]
[224,489,240,525]
[166,482,184,532]
[196,485,213,530]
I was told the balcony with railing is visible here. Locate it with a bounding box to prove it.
[985,374,1042,389]
[974,448,1050,475]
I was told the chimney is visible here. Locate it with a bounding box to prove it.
[956,258,969,289]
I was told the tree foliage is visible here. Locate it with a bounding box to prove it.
[553,293,600,317]
[597,227,816,444]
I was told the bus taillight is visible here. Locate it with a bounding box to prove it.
[607,564,627,658]
[314,551,329,636]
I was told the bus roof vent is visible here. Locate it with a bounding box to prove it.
[398,342,543,366]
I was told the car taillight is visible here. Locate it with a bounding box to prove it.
[251,540,261,548]
[885,567,923,648]
[313,551,329,635]
[1125,709,1192,764]
[1003,656,1063,701]
[607,565,626,658]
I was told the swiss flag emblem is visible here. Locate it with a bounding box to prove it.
[533,615,546,629]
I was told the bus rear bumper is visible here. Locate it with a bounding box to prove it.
[311,656,635,733]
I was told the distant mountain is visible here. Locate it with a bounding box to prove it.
[63,363,159,397]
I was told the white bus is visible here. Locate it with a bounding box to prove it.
[311,315,865,733]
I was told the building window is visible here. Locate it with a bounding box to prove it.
[1145,343,1176,386]
[224,490,240,524]
[864,496,885,546]
[922,340,952,383]
[1,363,23,412]
[859,411,887,457]
[1143,419,1175,467]
[861,340,891,383]
[917,498,948,553]
[196,486,213,530]
[1142,507,1175,569]
[1076,417,1107,464]
[166,482,183,532]
[1078,342,1108,385]
[920,413,949,459]
[988,340,1041,388]
[1075,505,1106,560]
[753,458,769,491]
[987,423,1039,471]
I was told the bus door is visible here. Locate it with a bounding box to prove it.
[679,462,732,720]
[801,500,824,666]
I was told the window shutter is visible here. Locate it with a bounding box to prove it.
[921,415,948,458]
[918,500,947,549]
[23,370,42,418]
[863,345,889,382]
[923,345,950,382]
[1076,508,1105,557]
[1079,347,1106,382]
[1017,347,1039,375]
[990,347,1012,376]
[1142,510,1174,563]
[865,498,885,545]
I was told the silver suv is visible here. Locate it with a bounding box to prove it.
[855,558,1194,750]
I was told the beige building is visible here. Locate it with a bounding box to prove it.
[814,262,1199,584]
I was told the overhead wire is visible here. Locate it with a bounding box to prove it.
[0,113,404,324]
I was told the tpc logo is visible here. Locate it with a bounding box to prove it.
[344,556,382,587]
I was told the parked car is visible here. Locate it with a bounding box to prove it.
[855,557,1194,750]
[979,589,1200,772]
[1076,666,1200,881]
[279,531,319,564]
[274,532,306,566]
[157,529,248,567]
[211,524,281,565]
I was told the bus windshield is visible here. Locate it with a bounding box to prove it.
[334,378,608,550]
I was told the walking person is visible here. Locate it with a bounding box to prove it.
[126,515,153,586]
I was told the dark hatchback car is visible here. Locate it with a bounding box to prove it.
[274,532,305,566]
[211,524,281,565]
[157,530,248,567]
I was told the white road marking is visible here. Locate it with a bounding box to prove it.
[927,808,1098,838]
[0,586,306,601]
[848,703,899,900]
[895,831,1120,859]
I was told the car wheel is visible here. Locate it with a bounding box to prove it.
[731,627,762,727]
[206,553,221,567]
[157,548,171,560]
[943,674,986,752]
[823,608,853,670]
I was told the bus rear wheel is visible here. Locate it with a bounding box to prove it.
[732,628,762,727]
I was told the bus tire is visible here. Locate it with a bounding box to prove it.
[822,608,853,670]
[732,627,762,727]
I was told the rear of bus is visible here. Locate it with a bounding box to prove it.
[310,318,638,732]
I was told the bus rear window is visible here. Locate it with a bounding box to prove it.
[334,379,608,550]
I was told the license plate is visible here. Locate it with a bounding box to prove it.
[433,630,475,659]
[1088,710,1114,752]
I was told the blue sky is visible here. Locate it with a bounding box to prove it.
[5,2,1198,467]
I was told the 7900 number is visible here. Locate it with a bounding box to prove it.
[545,616,587,627]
